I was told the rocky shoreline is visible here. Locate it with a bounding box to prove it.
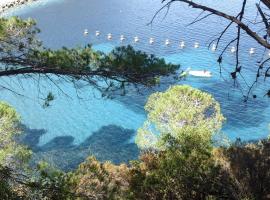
[0,0,38,14]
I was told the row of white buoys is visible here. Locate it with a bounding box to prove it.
[229,46,256,54]
[84,30,259,54]
[84,30,187,47]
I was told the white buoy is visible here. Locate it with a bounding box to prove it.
[180,41,185,48]
[107,33,112,40]
[120,35,125,42]
[83,29,89,35]
[165,39,170,46]
[95,31,100,36]
[231,46,236,53]
[211,44,216,51]
[149,37,154,44]
[249,48,255,54]
[194,42,199,48]
[134,36,139,43]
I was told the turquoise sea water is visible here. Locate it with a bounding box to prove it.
[1,0,270,170]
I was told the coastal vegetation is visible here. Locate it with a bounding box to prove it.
[0,86,269,199]
[136,85,225,150]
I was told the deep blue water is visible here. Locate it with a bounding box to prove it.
[1,0,270,170]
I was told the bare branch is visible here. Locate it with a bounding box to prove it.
[160,0,270,49]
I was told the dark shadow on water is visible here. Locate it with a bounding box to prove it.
[19,124,139,171]
[40,136,76,151]
[17,124,47,152]
[200,81,269,129]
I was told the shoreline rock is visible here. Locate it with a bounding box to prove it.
[0,0,38,14]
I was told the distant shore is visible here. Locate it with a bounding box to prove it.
[0,0,38,13]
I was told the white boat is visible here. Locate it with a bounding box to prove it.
[179,67,212,78]
[189,70,212,77]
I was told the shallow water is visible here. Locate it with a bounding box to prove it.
[1,0,270,170]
